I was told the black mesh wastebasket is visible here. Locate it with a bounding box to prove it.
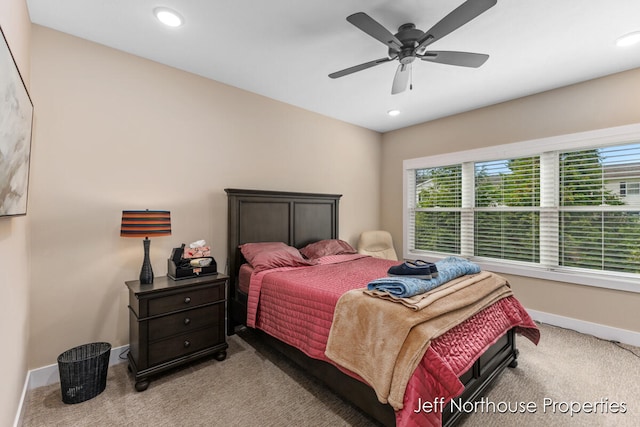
[57,342,111,404]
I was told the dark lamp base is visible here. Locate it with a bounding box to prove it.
[140,238,154,284]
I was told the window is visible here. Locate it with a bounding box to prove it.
[403,124,640,291]
[620,182,640,196]
[413,165,461,254]
[474,157,540,263]
[559,145,640,273]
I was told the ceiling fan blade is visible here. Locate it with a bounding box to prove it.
[419,51,489,68]
[329,57,394,79]
[347,12,403,51]
[391,63,411,95]
[416,0,497,51]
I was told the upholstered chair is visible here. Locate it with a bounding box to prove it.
[357,230,398,261]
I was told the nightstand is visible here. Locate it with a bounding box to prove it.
[125,274,228,391]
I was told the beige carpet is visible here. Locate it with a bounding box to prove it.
[22,323,640,426]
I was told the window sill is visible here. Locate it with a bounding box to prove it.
[405,251,640,294]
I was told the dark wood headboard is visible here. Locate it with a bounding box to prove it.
[225,188,342,333]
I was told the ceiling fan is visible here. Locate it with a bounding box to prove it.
[329,0,497,94]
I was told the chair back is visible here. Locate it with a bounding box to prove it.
[357,230,398,261]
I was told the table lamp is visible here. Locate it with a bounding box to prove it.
[121,210,171,284]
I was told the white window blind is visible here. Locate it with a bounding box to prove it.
[559,143,640,273]
[473,156,540,263]
[411,165,461,254]
[405,127,640,287]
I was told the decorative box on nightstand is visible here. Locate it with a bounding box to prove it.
[125,274,228,391]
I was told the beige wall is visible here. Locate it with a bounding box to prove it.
[381,68,640,333]
[17,10,640,387]
[27,25,381,369]
[0,0,31,424]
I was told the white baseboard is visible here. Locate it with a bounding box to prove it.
[526,308,640,347]
[12,372,29,427]
[13,345,129,427]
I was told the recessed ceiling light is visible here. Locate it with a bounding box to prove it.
[387,109,401,117]
[154,7,183,27]
[616,31,640,47]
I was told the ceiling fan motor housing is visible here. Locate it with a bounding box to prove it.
[391,23,425,63]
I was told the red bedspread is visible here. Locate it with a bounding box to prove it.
[245,255,539,427]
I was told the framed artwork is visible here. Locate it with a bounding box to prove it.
[0,25,34,217]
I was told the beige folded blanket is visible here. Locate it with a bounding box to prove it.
[325,271,513,410]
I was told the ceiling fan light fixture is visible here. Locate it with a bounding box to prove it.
[154,7,184,27]
[616,31,640,47]
[387,109,401,117]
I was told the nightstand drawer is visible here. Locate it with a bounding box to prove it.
[148,285,224,316]
[148,304,222,342]
[148,327,217,366]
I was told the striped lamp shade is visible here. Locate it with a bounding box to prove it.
[120,210,171,238]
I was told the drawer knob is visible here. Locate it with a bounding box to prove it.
[184,340,190,348]
[184,297,191,304]
[184,318,191,325]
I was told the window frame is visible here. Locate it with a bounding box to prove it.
[403,123,640,294]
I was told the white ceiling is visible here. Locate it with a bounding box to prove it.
[26,0,640,133]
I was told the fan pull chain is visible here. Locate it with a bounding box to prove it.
[410,64,413,91]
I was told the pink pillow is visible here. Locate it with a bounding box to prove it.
[240,242,315,272]
[240,242,288,260]
[299,239,357,259]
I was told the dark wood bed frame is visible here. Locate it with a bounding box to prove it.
[225,188,519,426]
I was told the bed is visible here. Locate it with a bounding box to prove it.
[225,188,539,426]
